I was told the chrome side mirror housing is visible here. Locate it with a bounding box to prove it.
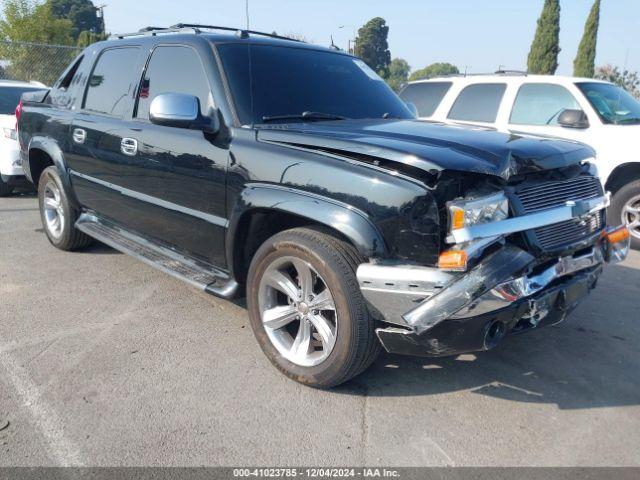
[149,93,219,134]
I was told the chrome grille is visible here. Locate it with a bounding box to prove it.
[515,175,604,251]
[518,175,601,213]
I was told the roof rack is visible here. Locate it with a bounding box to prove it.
[111,23,303,43]
[494,69,528,76]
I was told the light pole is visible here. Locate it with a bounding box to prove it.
[339,25,357,54]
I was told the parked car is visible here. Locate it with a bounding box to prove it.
[0,79,46,195]
[400,74,640,248]
[18,26,629,387]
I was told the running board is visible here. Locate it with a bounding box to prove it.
[76,214,238,298]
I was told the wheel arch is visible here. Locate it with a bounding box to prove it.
[226,184,387,287]
[605,162,640,195]
[26,137,79,208]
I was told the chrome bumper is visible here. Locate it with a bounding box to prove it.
[357,227,629,334]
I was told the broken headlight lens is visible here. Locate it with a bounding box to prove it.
[447,192,509,235]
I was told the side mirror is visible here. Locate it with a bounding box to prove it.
[405,101,419,118]
[149,93,219,134]
[558,109,589,129]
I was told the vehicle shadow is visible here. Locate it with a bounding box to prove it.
[10,188,37,197]
[334,260,640,410]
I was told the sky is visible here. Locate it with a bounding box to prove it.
[4,0,639,75]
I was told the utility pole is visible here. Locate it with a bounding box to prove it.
[339,25,357,54]
[245,0,250,30]
[96,4,106,34]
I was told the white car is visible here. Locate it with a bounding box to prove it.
[400,74,640,248]
[0,80,47,195]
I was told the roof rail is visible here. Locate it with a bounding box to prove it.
[171,23,303,42]
[110,23,303,43]
[494,69,528,76]
[111,26,198,39]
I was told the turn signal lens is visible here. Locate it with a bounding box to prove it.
[451,207,465,230]
[438,250,468,271]
[606,226,630,245]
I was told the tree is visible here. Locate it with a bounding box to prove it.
[595,65,640,99]
[354,17,391,77]
[385,58,410,92]
[48,0,103,41]
[527,0,561,74]
[0,0,73,44]
[409,62,459,81]
[76,29,107,48]
[0,0,77,84]
[573,0,600,77]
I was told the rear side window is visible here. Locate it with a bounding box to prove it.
[400,82,452,117]
[135,45,212,120]
[84,47,140,116]
[448,83,506,123]
[510,83,580,125]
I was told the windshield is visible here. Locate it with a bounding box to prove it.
[0,86,42,115]
[576,82,640,125]
[217,44,414,125]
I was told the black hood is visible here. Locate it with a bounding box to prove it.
[257,119,595,180]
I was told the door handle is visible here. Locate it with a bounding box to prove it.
[120,138,138,156]
[72,128,86,144]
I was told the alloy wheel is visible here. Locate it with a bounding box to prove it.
[258,255,338,367]
[622,194,640,240]
[43,181,65,239]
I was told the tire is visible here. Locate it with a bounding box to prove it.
[247,227,381,388]
[0,176,13,196]
[609,180,640,250]
[38,166,92,251]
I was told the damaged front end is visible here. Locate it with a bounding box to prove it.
[357,176,631,357]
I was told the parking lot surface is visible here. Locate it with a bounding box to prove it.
[1,193,639,467]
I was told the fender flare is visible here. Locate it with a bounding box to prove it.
[226,183,387,273]
[27,136,79,207]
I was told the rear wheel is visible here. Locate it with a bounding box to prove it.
[609,180,640,250]
[247,227,380,388]
[38,166,92,251]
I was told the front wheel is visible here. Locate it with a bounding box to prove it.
[609,180,640,250]
[247,227,380,388]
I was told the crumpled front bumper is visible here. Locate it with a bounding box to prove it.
[356,228,630,357]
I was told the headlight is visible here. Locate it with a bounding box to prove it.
[447,192,509,236]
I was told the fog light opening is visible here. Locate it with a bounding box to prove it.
[484,320,507,350]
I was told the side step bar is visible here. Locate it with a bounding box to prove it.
[76,214,238,298]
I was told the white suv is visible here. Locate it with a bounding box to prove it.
[400,74,640,248]
[0,80,46,195]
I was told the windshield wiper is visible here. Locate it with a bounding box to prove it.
[261,111,347,123]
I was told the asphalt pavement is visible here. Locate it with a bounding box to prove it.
[1,192,639,466]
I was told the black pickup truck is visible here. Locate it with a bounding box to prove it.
[18,25,630,387]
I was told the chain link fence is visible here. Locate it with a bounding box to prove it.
[0,40,82,86]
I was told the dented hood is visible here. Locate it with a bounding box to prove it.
[257,119,595,180]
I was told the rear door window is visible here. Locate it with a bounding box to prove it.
[135,45,212,120]
[510,83,580,125]
[448,83,506,123]
[399,82,452,117]
[83,47,140,117]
